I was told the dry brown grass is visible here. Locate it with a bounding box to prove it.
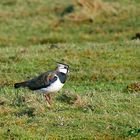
[74,95,88,107]
[64,0,119,22]
[0,106,16,115]
[126,83,140,92]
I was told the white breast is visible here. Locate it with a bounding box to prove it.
[40,76,64,93]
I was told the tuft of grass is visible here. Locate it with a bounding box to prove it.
[56,91,77,104]
[126,128,140,137]
[125,82,140,92]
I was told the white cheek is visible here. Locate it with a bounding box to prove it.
[59,69,67,74]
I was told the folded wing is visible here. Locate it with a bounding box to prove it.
[14,71,57,90]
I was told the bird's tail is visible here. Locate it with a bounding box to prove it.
[14,82,28,89]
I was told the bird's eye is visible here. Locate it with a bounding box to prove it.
[64,66,67,69]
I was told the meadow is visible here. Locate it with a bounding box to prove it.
[0,0,140,139]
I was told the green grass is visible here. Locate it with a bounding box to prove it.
[0,0,140,139]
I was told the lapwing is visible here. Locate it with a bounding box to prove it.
[14,62,69,107]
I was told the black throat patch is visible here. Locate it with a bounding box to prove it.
[57,72,67,83]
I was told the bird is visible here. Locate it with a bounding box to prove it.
[14,62,69,107]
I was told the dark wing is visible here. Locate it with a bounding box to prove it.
[26,71,57,90]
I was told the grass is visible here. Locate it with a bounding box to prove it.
[0,0,140,139]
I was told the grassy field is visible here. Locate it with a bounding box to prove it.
[0,0,140,139]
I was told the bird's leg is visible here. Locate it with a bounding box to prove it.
[47,93,52,105]
[44,93,52,107]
